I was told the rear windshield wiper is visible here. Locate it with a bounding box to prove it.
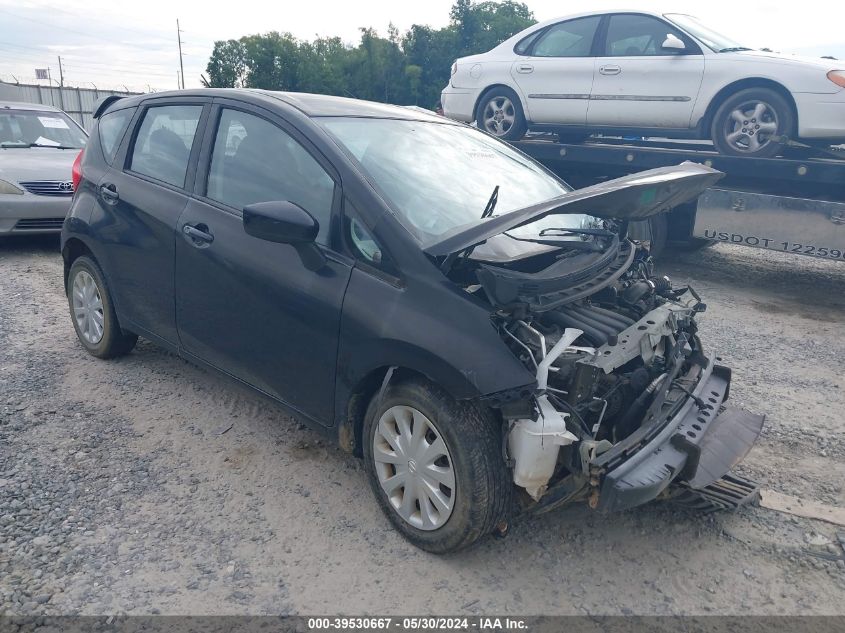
[718,46,752,53]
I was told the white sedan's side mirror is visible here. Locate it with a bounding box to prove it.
[662,34,686,52]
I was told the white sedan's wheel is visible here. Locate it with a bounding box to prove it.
[711,87,793,158]
[373,405,455,530]
[475,87,527,141]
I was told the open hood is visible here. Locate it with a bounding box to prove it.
[423,162,723,257]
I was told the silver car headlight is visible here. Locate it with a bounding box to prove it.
[0,179,24,195]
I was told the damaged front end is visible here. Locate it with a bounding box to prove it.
[428,163,764,515]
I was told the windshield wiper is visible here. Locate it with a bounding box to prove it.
[440,185,502,274]
[718,46,752,53]
[480,185,499,219]
[539,227,616,238]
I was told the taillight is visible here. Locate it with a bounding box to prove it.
[828,70,845,88]
[71,149,84,191]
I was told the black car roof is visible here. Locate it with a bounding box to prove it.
[101,88,447,123]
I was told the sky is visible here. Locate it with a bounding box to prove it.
[0,0,842,92]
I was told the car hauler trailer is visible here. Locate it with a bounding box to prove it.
[510,137,845,261]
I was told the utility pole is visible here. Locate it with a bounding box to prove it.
[56,56,65,111]
[176,19,185,89]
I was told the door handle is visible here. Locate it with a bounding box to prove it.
[516,64,534,74]
[99,183,119,203]
[182,223,214,245]
[599,65,621,75]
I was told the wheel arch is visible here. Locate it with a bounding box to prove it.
[337,359,507,458]
[700,78,798,137]
[61,236,96,289]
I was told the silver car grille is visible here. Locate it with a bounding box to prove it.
[18,180,74,196]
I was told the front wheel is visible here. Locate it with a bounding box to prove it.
[710,88,793,158]
[363,377,510,553]
[476,87,527,141]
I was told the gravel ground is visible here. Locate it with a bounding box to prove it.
[1,236,844,616]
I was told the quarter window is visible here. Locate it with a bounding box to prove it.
[129,105,202,188]
[98,107,135,164]
[207,109,335,246]
[605,14,688,56]
[531,17,601,58]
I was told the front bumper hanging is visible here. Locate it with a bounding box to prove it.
[592,357,764,514]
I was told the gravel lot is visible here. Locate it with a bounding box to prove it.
[1,236,844,616]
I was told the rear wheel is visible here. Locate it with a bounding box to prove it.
[710,88,793,158]
[67,256,137,359]
[476,87,527,141]
[363,377,510,553]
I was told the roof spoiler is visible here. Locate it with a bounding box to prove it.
[93,95,124,119]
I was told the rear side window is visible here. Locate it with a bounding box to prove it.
[97,108,135,164]
[532,16,601,58]
[514,30,543,55]
[206,108,336,246]
[129,105,202,188]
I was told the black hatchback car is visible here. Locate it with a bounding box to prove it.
[62,89,763,553]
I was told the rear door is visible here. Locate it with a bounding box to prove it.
[509,16,602,126]
[92,98,208,344]
[175,101,352,425]
[587,13,705,129]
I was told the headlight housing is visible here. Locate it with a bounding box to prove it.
[0,179,24,195]
[828,70,845,88]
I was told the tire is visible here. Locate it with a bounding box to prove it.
[475,87,527,141]
[67,256,137,359]
[710,87,793,158]
[362,377,510,553]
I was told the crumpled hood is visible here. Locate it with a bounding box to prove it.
[423,162,724,257]
[725,49,840,71]
[0,148,79,184]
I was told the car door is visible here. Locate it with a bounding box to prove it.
[93,98,208,345]
[175,101,352,425]
[588,13,705,129]
[509,15,602,125]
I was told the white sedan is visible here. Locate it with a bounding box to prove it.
[441,11,845,157]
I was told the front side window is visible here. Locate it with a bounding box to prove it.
[207,109,335,246]
[605,14,689,56]
[129,105,202,188]
[320,117,582,243]
[531,16,601,58]
[98,107,135,164]
[0,109,87,148]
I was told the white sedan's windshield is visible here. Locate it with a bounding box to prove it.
[319,117,580,242]
[665,14,748,52]
[0,109,87,148]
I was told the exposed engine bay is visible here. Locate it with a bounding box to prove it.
[448,221,761,511]
[424,163,763,514]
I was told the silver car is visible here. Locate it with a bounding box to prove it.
[0,101,87,235]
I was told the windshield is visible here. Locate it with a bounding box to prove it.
[665,14,748,52]
[0,109,87,149]
[319,117,591,243]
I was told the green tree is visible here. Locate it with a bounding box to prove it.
[203,1,535,109]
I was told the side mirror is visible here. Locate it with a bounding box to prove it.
[661,34,686,52]
[243,200,326,271]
